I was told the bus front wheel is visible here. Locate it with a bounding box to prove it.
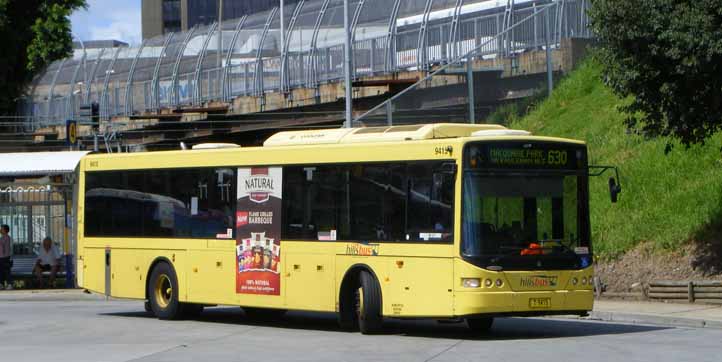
[148,262,183,320]
[357,270,383,334]
[466,317,494,333]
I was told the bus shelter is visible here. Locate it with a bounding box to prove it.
[0,151,89,287]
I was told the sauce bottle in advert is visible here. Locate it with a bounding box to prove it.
[263,249,272,270]
[242,249,253,270]
[251,246,263,269]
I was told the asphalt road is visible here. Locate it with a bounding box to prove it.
[1,295,720,362]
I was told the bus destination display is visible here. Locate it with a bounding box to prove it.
[466,142,584,170]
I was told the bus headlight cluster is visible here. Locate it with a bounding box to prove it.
[462,278,481,288]
[571,275,593,287]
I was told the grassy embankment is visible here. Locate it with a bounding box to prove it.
[504,60,722,257]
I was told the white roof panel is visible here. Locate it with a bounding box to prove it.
[0,151,90,176]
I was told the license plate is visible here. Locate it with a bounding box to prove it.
[529,297,551,309]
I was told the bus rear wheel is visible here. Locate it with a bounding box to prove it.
[466,317,494,333]
[148,262,183,320]
[357,270,383,334]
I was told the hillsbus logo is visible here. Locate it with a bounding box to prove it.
[245,168,275,203]
[519,275,558,288]
[346,243,379,256]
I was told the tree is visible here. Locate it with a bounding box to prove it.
[0,0,86,124]
[588,0,722,149]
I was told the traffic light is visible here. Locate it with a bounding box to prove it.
[91,102,99,129]
[79,102,100,130]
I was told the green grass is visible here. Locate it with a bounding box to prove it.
[507,60,722,257]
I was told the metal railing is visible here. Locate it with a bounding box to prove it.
[18,0,590,130]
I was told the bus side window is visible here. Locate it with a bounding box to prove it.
[407,162,454,242]
[280,161,454,243]
[282,165,350,241]
[84,167,236,239]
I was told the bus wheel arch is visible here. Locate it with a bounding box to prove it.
[338,264,383,333]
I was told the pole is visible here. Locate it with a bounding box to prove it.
[343,0,353,128]
[545,6,553,95]
[280,0,285,63]
[280,0,285,92]
[217,0,223,92]
[467,58,475,124]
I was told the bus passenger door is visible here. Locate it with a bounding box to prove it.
[82,247,106,294]
[283,250,335,311]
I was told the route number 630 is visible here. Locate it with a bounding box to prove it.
[547,150,567,165]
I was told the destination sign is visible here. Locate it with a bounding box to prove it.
[465,142,585,170]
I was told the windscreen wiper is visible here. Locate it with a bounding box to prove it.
[489,246,526,264]
[543,242,579,257]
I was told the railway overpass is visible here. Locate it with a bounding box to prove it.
[13,0,592,151]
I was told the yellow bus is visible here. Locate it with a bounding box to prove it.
[77,123,611,334]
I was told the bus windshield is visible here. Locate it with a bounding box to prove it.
[462,142,591,270]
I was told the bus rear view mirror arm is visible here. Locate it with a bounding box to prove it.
[588,165,622,203]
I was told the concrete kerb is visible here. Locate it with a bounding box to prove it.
[586,311,722,330]
[0,288,106,302]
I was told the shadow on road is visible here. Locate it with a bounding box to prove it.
[100,306,669,340]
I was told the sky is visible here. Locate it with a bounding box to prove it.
[70,0,142,46]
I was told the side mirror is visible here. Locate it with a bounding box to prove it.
[608,177,622,203]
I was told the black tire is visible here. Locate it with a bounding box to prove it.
[243,307,286,321]
[467,317,494,333]
[338,276,359,331]
[357,270,383,334]
[148,262,183,320]
[144,301,152,313]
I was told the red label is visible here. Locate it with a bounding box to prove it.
[236,211,249,227]
[236,270,280,295]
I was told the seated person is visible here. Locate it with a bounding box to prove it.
[34,237,61,288]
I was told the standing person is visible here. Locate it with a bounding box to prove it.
[0,224,13,290]
[34,237,61,288]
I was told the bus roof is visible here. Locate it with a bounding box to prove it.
[82,124,585,166]
[263,123,511,147]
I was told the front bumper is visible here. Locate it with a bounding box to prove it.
[454,289,593,317]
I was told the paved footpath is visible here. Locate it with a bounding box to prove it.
[590,299,722,329]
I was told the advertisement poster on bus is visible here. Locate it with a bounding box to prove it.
[236,167,282,295]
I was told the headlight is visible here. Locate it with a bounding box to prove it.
[495,279,503,287]
[571,277,578,285]
[484,279,493,288]
[462,278,481,288]
[581,277,587,285]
